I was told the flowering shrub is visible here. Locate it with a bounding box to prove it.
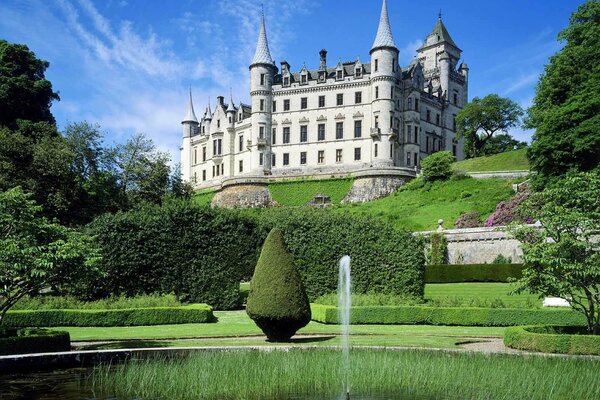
[455,211,481,228]
[484,189,532,227]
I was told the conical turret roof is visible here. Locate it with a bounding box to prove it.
[182,90,198,124]
[371,0,397,52]
[420,16,460,50]
[251,14,274,66]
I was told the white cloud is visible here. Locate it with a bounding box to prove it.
[399,39,423,65]
[502,73,539,95]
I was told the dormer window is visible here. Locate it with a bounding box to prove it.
[301,74,307,84]
[283,76,290,86]
[319,71,326,82]
[336,70,343,80]
[355,68,362,78]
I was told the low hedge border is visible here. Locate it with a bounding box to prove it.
[0,328,70,355]
[504,325,600,355]
[2,304,214,328]
[310,304,585,327]
[425,264,524,283]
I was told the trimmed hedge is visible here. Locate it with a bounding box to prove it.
[425,264,524,283]
[253,209,426,300]
[310,304,585,327]
[3,304,214,328]
[504,325,600,355]
[0,329,70,355]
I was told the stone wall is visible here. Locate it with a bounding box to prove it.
[342,175,408,203]
[211,183,275,208]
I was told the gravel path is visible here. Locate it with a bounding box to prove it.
[458,338,523,354]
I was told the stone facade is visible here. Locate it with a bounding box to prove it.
[181,1,468,190]
[211,183,275,209]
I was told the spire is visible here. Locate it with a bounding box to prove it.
[182,89,198,123]
[227,89,236,112]
[420,14,460,50]
[371,0,397,52]
[251,12,274,66]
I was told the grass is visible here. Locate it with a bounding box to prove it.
[335,177,514,231]
[92,348,600,400]
[268,178,353,206]
[192,190,215,206]
[452,148,529,172]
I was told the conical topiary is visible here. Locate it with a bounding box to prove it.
[246,228,311,342]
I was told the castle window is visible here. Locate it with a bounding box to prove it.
[374,59,378,72]
[414,153,418,167]
[202,146,206,161]
[301,97,308,109]
[319,71,326,82]
[202,170,206,181]
[336,93,343,106]
[194,147,197,164]
[318,124,325,141]
[238,113,242,122]
[260,99,264,111]
[355,91,362,104]
[318,150,324,164]
[272,101,276,112]
[392,59,396,72]
[375,86,379,99]
[414,127,418,143]
[374,143,378,157]
[391,87,394,98]
[284,99,290,111]
[283,153,290,165]
[426,136,430,152]
[453,114,457,131]
[336,70,343,80]
[283,76,290,86]
[212,165,215,177]
[415,98,419,111]
[453,143,457,156]
[426,109,431,122]
[407,98,412,110]
[319,95,325,108]
[336,149,343,163]
[301,74,307,84]
[436,113,440,125]
[221,164,225,175]
[406,125,411,143]
[283,127,290,143]
[453,93,458,105]
[260,73,265,85]
[272,153,276,167]
[354,147,361,161]
[336,122,344,139]
[193,171,197,183]
[228,116,232,123]
[202,126,205,134]
[259,152,263,166]
[259,126,265,139]
[239,160,243,173]
[239,135,244,152]
[406,152,411,166]
[216,164,220,176]
[390,143,394,158]
[354,120,362,138]
[355,67,362,78]
[217,119,221,128]
[300,151,307,165]
[272,128,276,144]
[300,125,308,142]
[375,116,379,129]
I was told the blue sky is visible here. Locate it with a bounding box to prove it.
[0,0,584,164]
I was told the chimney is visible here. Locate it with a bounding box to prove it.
[217,96,225,106]
[319,49,327,71]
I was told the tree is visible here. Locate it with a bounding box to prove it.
[482,133,528,155]
[511,171,600,334]
[526,1,600,187]
[456,94,524,158]
[246,228,311,341]
[0,187,100,324]
[420,151,455,181]
[0,40,59,128]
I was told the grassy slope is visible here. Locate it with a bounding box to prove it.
[268,178,353,206]
[452,148,529,172]
[335,177,514,231]
[193,190,215,206]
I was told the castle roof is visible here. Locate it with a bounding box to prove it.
[420,16,460,51]
[371,0,397,52]
[182,90,198,124]
[251,14,274,66]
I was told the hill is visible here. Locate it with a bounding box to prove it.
[452,149,529,172]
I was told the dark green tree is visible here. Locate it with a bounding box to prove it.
[526,0,600,187]
[0,40,59,128]
[482,133,528,155]
[420,151,455,182]
[456,94,524,158]
[246,228,311,342]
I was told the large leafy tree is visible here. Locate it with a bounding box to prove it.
[0,40,59,128]
[512,171,600,334]
[526,0,600,186]
[456,94,524,158]
[0,187,100,324]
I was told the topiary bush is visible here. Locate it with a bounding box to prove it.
[420,151,455,182]
[429,233,448,265]
[246,228,311,342]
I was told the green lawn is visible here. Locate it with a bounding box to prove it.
[335,177,514,231]
[452,148,529,172]
[268,178,353,206]
[425,283,541,308]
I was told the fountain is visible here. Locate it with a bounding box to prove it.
[338,255,351,400]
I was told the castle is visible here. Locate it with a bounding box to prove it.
[181,0,468,191]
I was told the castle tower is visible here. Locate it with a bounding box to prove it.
[370,0,399,167]
[181,90,198,182]
[249,13,276,175]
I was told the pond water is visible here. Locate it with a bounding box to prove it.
[0,368,436,400]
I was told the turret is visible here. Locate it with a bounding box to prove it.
[370,0,399,167]
[181,90,198,182]
[459,62,469,104]
[249,13,275,175]
[226,91,236,127]
[439,50,450,98]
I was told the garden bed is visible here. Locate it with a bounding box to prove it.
[504,325,600,355]
[0,328,70,355]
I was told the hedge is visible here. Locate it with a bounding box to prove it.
[0,329,70,355]
[2,304,214,328]
[504,325,600,355]
[425,264,524,283]
[252,209,426,300]
[310,304,586,327]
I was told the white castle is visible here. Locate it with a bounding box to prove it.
[181,0,468,189]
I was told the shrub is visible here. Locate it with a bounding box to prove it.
[492,254,512,264]
[504,326,600,355]
[484,189,532,227]
[252,209,425,300]
[87,200,261,309]
[3,304,213,327]
[0,328,70,355]
[314,293,423,307]
[429,233,448,265]
[310,304,585,326]
[455,211,481,228]
[421,151,455,182]
[425,264,524,283]
[246,228,311,341]
[12,294,181,310]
